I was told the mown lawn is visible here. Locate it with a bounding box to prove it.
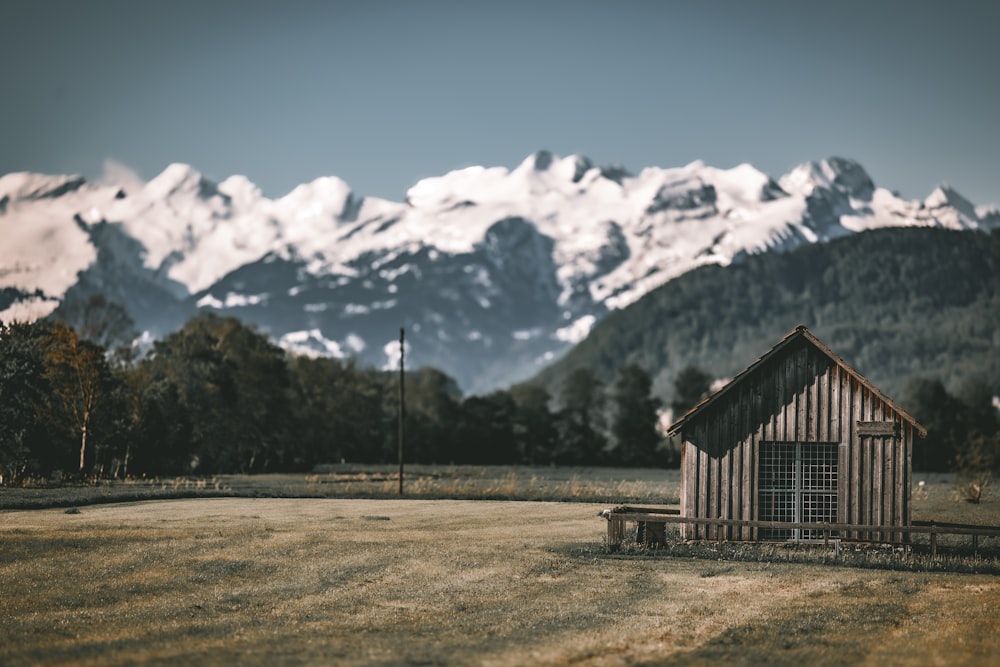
[1,494,999,666]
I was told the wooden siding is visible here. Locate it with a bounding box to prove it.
[679,338,914,542]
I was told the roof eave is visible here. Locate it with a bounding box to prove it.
[666,325,928,438]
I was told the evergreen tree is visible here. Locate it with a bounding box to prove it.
[509,382,557,465]
[671,365,713,417]
[127,373,191,475]
[956,377,1000,439]
[456,391,518,464]
[611,364,662,467]
[902,377,966,471]
[554,367,607,465]
[404,368,462,464]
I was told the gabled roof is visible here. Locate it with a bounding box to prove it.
[667,325,927,438]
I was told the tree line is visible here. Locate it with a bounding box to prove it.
[3,300,992,485]
[902,375,999,488]
[0,309,685,484]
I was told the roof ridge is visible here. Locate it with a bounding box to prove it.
[667,326,927,437]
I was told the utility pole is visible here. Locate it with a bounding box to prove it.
[398,327,405,495]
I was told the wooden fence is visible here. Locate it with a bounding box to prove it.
[603,506,1000,556]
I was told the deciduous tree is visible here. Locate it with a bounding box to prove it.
[0,321,57,482]
[288,356,388,466]
[42,323,113,474]
[145,313,293,473]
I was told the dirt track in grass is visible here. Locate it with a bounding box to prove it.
[2,497,999,666]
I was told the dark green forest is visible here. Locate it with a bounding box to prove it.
[537,227,1000,410]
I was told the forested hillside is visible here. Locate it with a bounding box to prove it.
[535,228,1000,406]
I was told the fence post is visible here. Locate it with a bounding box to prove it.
[606,515,625,551]
[930,525,937,557]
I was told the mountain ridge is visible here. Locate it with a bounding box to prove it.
[1,153,997,393]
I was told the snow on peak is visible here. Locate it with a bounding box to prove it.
[144,163,207,198]
[93,164,268,292]
[823,157,874,198]
[925,183,973,211]
[779,157,873,199]
[218,174,264,209]
[140,163,245,211]
[558,154,594,183]
[512,151,595,186]
[699,162,777,206]
[521,150,555,172]
[0,172,87,201]
[598,163,631,184]
[275,175,357,228]
[406,165,499,209]
[923,183,981,229]
[281,175,352,205]
[2,151,994,316]
[0,172,101,304]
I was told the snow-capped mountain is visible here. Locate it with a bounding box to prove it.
[1,152,996,393]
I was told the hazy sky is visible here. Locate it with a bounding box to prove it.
[3,0,998,205]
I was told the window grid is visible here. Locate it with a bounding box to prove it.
[759,442,838,541]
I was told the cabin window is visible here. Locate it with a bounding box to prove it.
[758,442,838,541]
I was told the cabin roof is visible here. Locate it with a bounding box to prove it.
[666,325,928,438]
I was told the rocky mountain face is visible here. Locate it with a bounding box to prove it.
[1,152,996,393]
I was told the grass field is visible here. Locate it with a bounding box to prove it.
[1,467,999,665]
[0,465,684,510]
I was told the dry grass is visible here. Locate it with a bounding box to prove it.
[0,465,682,510]
[306,464,680,504]
[2,497,999,666]
[4,466,998,524]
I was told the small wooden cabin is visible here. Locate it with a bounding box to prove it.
[667,326,926,544]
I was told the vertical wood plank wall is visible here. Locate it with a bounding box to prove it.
[680,340,913,542]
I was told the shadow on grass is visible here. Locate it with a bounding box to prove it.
[646,590,909,667]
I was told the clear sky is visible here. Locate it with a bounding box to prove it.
[3,0,998,206]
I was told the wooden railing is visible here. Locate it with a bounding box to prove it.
[603,506,1000,555]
